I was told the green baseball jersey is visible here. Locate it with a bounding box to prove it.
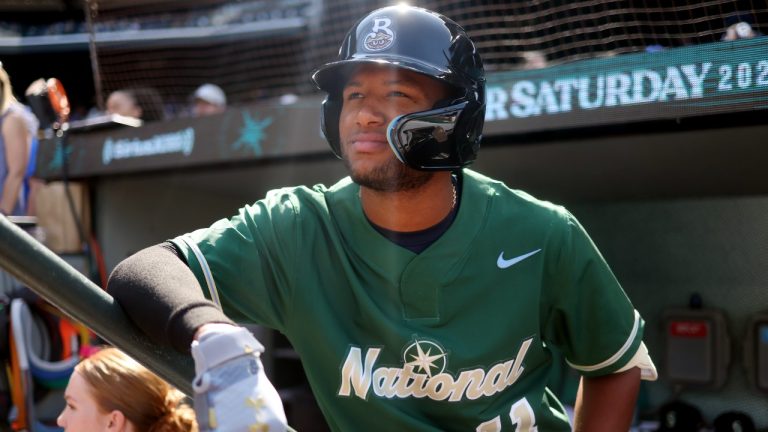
[172,169,644,432]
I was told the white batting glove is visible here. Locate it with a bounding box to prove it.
[191,326,288,432]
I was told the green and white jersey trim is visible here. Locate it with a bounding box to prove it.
[566,309,640,373]
[179,235,222,309]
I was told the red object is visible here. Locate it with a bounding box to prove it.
[669,320,709,338]
[46,78,70,123]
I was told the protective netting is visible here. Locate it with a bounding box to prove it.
[82,0,766,116]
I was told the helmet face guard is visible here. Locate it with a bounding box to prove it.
[387,101,484,170]
[312,5,485,171]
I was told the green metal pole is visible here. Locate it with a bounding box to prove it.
[0,215,194,395]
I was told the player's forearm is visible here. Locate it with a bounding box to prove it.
[107,242,233,353]
[572,367,641,432]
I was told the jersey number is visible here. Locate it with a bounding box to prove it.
[475,398,538,431]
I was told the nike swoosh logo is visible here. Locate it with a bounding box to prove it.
[497,249,541,269]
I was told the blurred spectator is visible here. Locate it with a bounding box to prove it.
[0,64,30,216]
[191,83,227,116]
[2,80,42,216]
[722,21,759,40]
[279,93,299,105]
[68,104,89,122]
[106,87,166,122]
[645,44,665,53]
[722,13,761,41]
[57,347,198,431]
[10,99,40,216]
[520,50,548,70]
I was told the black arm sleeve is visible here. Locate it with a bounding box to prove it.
[107,242,234,353]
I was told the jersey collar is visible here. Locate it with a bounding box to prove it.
[326,170,493,320]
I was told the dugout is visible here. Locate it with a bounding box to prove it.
[29,36,768,430]
[1,0,758,425]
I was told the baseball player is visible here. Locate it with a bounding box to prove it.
[108,6,657,432]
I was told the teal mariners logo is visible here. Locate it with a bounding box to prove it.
[230,111,273,156]
[47,139,72,172]
[338,337,533,402]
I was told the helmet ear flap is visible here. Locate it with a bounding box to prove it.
[386,101,470,170]
[454,99,485,165]
[320,96,343,159]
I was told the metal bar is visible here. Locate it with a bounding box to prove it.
[84,0,105,112]
[0,216,300,432]
[0,215,194,395]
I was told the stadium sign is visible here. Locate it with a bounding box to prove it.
[484,37,768,135]
[34,38,766,180]
[491,64,711,118]
[101,128,195,165]
[36,101,327,180]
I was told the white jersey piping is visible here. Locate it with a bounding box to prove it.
[180,236,222,310]
[566,309,640,372]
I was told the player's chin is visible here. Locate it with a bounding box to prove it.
[347,163,382,186]
[349,160,425,192]
[344,153,388,175]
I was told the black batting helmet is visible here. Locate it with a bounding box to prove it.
[311,5,485,171]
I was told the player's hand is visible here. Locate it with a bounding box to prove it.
[191,326,288,432]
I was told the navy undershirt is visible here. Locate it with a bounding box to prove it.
[367,176,461,254]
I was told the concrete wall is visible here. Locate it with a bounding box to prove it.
[95,158,347,270]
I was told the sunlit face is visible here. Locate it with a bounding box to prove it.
[106,91,142,118]
[57,371,112,431]
[338,64,451,192]
[192,99,225,117]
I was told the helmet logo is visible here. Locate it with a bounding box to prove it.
[364,17,395,51]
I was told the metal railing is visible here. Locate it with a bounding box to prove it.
[0,215,194,395]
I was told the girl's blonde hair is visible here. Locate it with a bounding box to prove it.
[0,66,17,114]
[75,347,197,432]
